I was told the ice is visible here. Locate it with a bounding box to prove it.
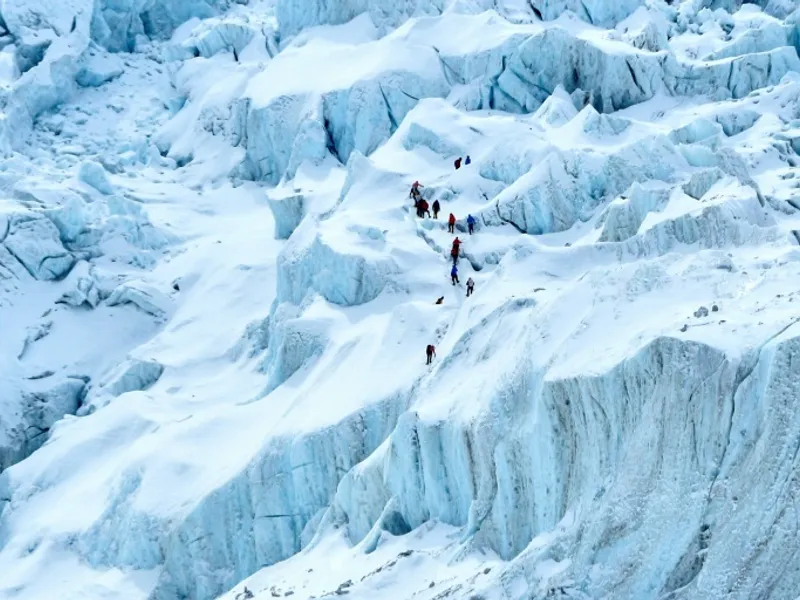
[79,358,164,415]
[0,31,88,153]
[77,160,115,194]
[0,377,86,472]
[532,84,578,126]
[43,193,91,244]
[238,37,449,183]
[276,0,447,39]
[714,108,761,136]
[266,192,307,240]
[275,217,400,306]
[0,204,75,280]
[670,117,725,145]
[529,0,645,26]
[488,136,689,234]
[706,18,792,60]
[58,260,101,308]
[76,48,124,87]
[0,46,19,87]
[106,280,173,318]
[168,16,260,60]
[599,181,674,242]
[91,0,239,52]
[681,167,726,199]
[616,7,670,52]
[1,2,800,600]
[1,0,93,47]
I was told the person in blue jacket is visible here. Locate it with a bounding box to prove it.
[451,264,459,285]
[467,214,476,235]
[465,155,471,165]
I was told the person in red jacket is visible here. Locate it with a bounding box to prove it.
[451,237,461,264]
[448,213,456,234]
[419,199,430,218]
[426,344,436,364]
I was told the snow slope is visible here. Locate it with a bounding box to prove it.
[1,1,800,600]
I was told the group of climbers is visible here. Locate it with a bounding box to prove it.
[454,155,472,170]
[408,175,482,364]
[412,181,445,220]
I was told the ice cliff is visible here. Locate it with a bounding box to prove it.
[1,1,800,600]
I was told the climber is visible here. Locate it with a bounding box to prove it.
[466,277,475,297]
[419,199,431,218]
[465,155,471,166]
[451,237,461,264]
[410,180,423,200]
[426,344,436,364]
[448,213,456,234]
[435,296,444,305]
[414,198,422,218]
[451,264,459,285]
[454,157,462,170]
[467,214,476,235]
[432,199,440,219]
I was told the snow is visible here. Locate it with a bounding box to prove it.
[0,1,800,600]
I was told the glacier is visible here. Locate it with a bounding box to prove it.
[0,1,799,600]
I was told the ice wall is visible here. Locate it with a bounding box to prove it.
[328,307,800,599]
[0,204,75,281]
[485,136,688,234]
[0,378,86,472]
[276,0,448,39]
[101,394,411,600]
[92,0,242,52]
[238,45,450,183]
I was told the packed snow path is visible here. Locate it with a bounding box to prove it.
[1,1,800,600]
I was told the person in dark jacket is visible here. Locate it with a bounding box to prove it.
[435,296,444,305]
[454,157,462,170]
[451,264,459,285]
[432,199,440,219]
[420,199,431,218]
[448,213,456,234]
[467,214,476,234]
[426,344,436,364]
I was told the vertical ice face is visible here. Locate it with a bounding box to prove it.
[91,0,239,51]
[0,378,86,472]
[275,0,449,39]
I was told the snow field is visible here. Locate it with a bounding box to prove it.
[0,1,800,600]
